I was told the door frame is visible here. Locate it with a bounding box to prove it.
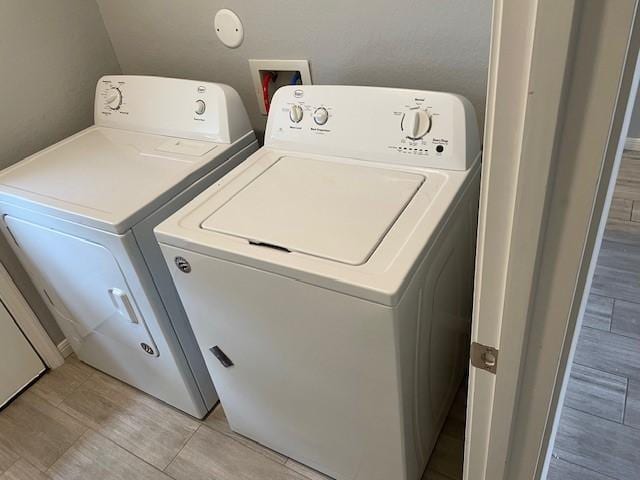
[465,1,640,479]
[0,261,64,369]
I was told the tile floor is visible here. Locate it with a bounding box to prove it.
[549,151,640,480]
[0,354,466,480]
[7,155,638,480]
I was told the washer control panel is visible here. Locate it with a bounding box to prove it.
[266,86,480,170]
[94,76,252,143]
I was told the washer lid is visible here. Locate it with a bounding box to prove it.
[201,156,424,265]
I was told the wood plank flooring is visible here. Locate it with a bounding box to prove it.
[0,352,465,480]
[423,385,467,480]
[52,160,640,480]
[2,154,638,479]
[550,151,640,480]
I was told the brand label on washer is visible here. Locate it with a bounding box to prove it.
[175,256,192,273]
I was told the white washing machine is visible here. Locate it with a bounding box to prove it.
[155,85,480,479]
[0,75,257,418]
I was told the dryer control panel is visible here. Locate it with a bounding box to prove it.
[95,76,252,144]
[265,86,480,171]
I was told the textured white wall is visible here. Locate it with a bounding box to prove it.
[0,0,121,342]
[0,0,491,343]
[96,0,492,137]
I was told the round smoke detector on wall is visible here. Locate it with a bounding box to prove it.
[214,9,244,48]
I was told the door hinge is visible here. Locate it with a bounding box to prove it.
[471,342,499,374]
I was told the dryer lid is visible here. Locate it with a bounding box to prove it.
[0,127,220,233]
[201,156,424,265]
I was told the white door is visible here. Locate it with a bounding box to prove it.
[465,1,640,479]
[4,216,158,358]
[0,302,44,407]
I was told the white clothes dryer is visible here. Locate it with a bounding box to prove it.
[0,75,258,418]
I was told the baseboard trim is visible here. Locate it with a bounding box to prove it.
[625,137,640,151]
[57,339,73,358]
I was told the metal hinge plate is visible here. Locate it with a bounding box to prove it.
[471,342,499,374]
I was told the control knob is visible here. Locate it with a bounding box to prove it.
[313,107,329,126]
[289,104,303,123]
[195,100,206,115]
[105,87,122,110]
[402,109,431,140]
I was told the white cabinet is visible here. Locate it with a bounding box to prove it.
[0,301,44,407]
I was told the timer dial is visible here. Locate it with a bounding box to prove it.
[402,109,431,140]
[105,87,122,110]
[289,104,303,123]
[195,100,206,115]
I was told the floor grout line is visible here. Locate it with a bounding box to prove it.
[26,358,93,410]
[44,425,94,477]
[563,402,626,426]
[48,388,194,477]
[86,430,174,477]
[571,361,640,394]
[571,359,627,380]
[172,421,320,479]
[17,456,52,479]
[622,375,630,427]
[162,423,200,474]
[201,409,330,478]
[179,422,329,479]
[0,456,19,477]
[551,455,622,480]
[198,420,288,466]
[609,297,615,332]
[579,324,640,344]
[52,360,98,408]
[570,369,640,431]
[599,234,640,247]
[12,390,92,476]
[609,295,640,307]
